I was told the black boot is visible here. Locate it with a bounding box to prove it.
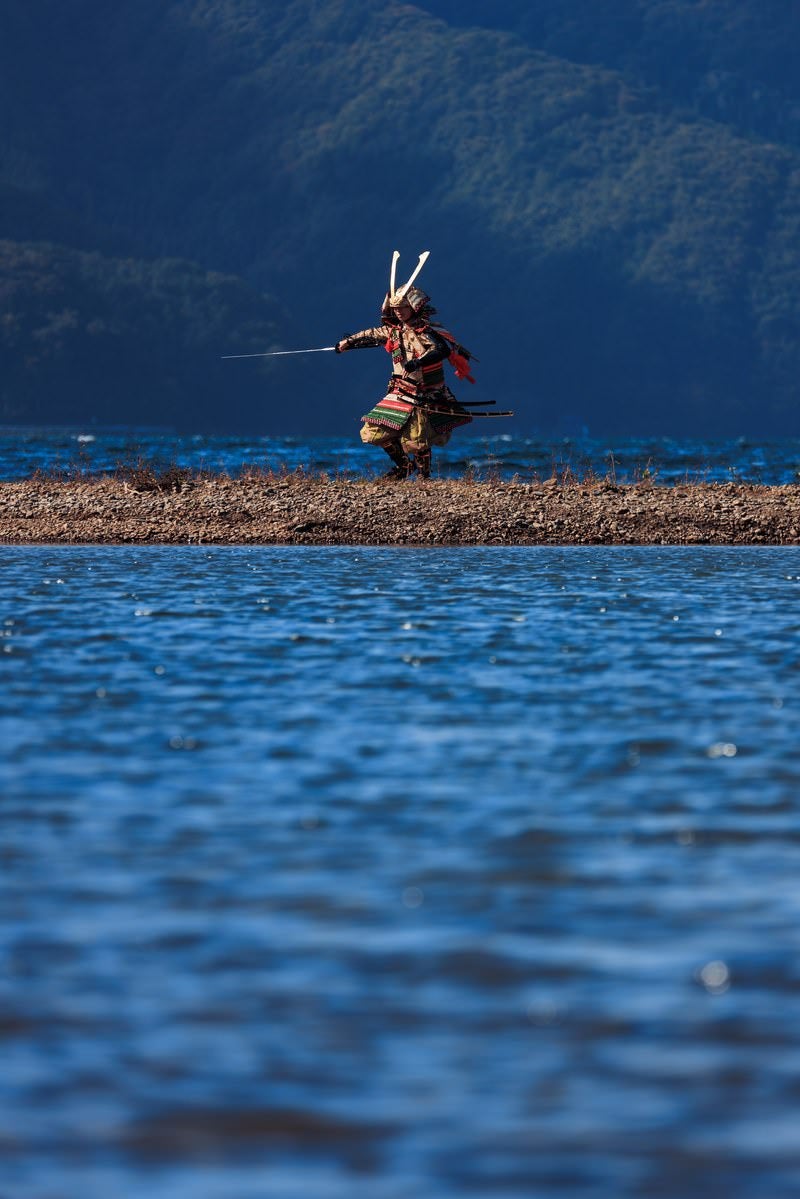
[381,442,414,481]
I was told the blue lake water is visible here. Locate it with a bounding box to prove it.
[2,542,800,1198]
[3,426,800,483]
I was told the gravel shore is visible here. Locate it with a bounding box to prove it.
[2,475,799,545]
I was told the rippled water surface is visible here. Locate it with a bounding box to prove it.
[3,427,800,483]
[2,545,800,1198]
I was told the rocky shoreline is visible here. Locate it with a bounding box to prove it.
[1,474,799,545]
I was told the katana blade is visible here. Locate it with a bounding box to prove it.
[221,346,336,360]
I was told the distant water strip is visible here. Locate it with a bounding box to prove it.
[2,428,800,483]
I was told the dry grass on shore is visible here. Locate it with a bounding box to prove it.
[28,451,666,493]
[3,457,799,546]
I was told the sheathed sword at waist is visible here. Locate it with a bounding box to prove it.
[388,384,512,418]
[413,402,514,418]
[410,400,515,419]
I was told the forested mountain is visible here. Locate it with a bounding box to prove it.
[0,241,285,427]
[421,1,800,148]
[1,0,799,435]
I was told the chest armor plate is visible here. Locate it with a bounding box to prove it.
[390,327,427,375]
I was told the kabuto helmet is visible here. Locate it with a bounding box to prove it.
[381,250,434,323]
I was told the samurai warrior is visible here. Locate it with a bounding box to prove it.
[335,251,475,479]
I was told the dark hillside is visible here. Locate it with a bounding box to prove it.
[0,241,286,428]
[1,0,799,435]
[420,1,800,148]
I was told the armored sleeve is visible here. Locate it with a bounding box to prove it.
[338,326,391,350]
[409,328,451,369]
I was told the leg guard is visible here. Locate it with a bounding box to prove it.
[414,449,432,479]
[381,440,414,480]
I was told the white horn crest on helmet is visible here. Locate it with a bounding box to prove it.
[395,250,430,301]
[384,250,431,321]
